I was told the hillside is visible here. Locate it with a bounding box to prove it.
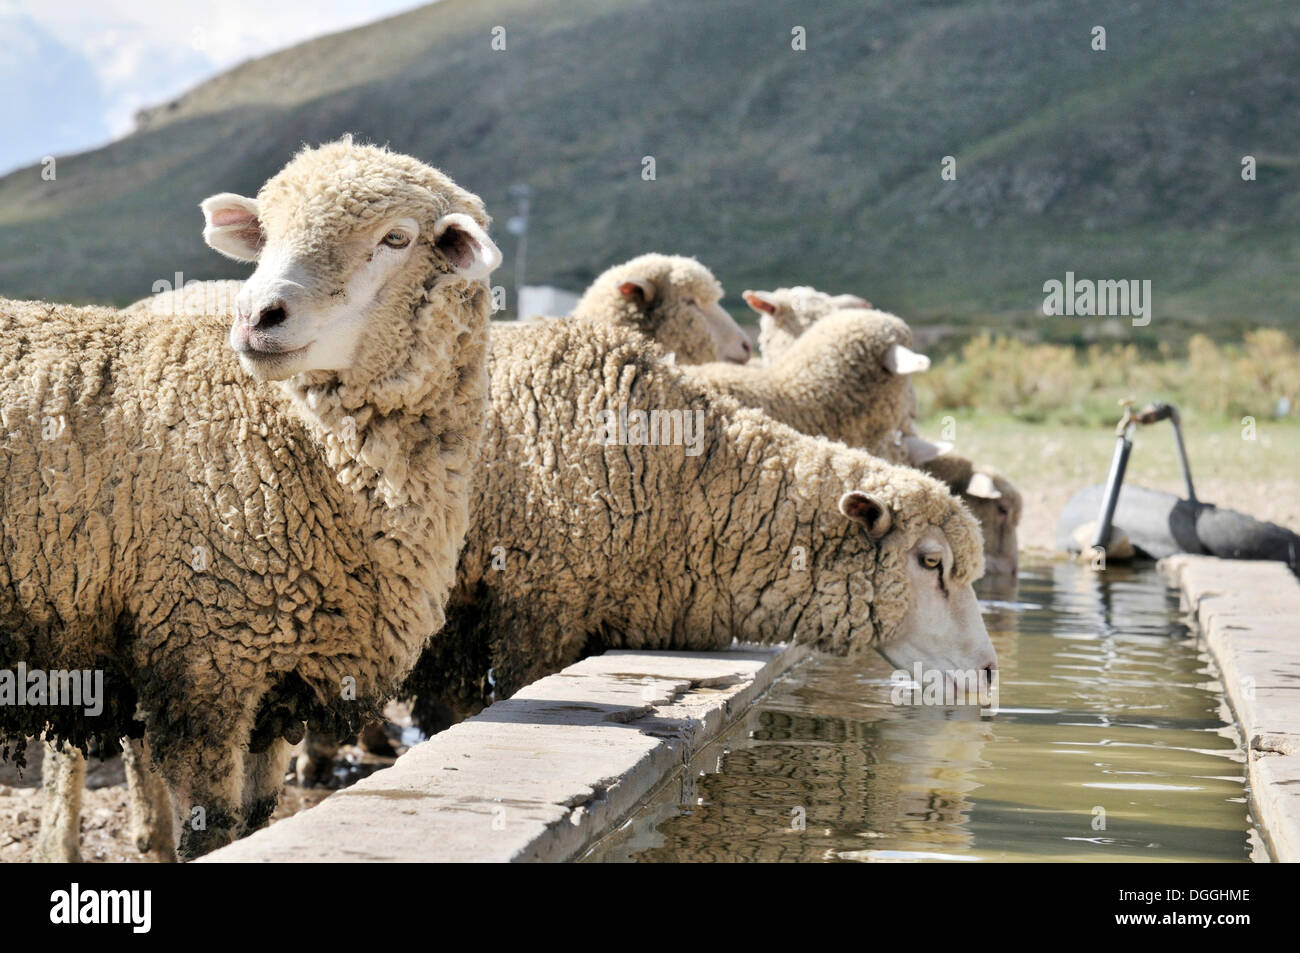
[0,0,1297,344]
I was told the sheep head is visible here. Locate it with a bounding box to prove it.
[201,139,500,383]
[836,480,996,691]
[963,469,1021,577]
[745,285,872,349]
[771,451,993,692]
[786,308,927,383]
[918,455,1022,577]
[578,253,751,364]
[764,308,928,459]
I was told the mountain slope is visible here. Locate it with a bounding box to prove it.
[0,0,1296,343]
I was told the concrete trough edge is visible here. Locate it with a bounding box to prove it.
[200,641,810,863]
[1159,554,1300,863]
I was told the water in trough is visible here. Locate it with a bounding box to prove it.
[584,560,1255,862]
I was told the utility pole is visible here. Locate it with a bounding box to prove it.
[506,183,531,318]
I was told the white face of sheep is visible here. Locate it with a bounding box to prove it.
[620,278,752,364]
[696,297,753,364]
[839,492,998,694]
[199,192,499,381]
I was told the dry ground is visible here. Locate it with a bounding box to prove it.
[2,417,1295,863]
[0,704,415,863]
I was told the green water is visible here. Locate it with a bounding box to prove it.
[584,561,1253,862]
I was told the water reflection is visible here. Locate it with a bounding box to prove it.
[585,561,1250,862]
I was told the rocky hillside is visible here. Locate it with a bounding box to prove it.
[0,0,1295,343]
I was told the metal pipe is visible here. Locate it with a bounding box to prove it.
[1091,423,1134,551]
[1133,401,1198,503]
[1168,408,1197,502]
[506,183,531,318]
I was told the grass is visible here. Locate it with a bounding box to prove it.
[915,329,1300,427]
[911,330,1300,551]
[921,412,1300,492]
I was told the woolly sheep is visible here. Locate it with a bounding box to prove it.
[745,285,872,362]
[124,257,757,784]
[572,253,752,364]
[280,254,769,779]
[745,286,917,436]
[402,312,995,732]
[743,288,1022,574]
[687,308,931,465]
[915,453,1021,576]
[1,139,500,859]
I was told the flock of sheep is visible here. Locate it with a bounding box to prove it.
[0,139,1020,862]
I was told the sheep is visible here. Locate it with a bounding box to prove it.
[283,258,816,776]
[572,253,752,364]
[125,256,753,782]
[402,311,995,734]
[912,453,1021,576]
[742,288,1022,574]
[687,308,931,465]
[744,285,918,443]
[0,139,500,859]
[744,285,872,363]
[126,255,754,784]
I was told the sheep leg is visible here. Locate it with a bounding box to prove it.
[294,728,339,788]
[409,594,577,733]
[240,737,292,836]
[403,607,481,734]
[36,739,85,863]
[164,742,246,861]
[121,737,175,862]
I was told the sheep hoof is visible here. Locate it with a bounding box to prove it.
[34,841,81,864]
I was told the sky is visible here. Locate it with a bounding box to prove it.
[0,0,430,175]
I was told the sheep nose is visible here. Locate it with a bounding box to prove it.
[740,338,752,357]
[250,302,288,329]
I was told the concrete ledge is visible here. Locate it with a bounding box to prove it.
[201,643,809,862]
[1160,555,1300,862]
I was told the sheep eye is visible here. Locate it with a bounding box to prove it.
[919,553,942,570]
[682,296,697,307]
[381,231,411,249]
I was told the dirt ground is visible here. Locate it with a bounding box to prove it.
[3,418,1295,863]
[0,704,415,863]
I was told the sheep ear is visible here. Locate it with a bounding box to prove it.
[903,436,952,465]
[618,278,656,307]
[834,294,873,310]
[434,213,502,280]
[883,343,930,375]
[839,491,892,540]
[201,193,264,262]
[966,472,1003,500]
[742,290,778,316]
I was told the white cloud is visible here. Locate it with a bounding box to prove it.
[0,0,430,157]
